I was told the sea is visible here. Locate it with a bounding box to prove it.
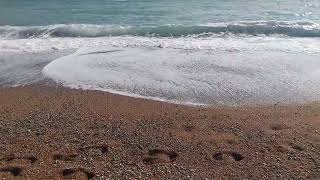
[1,0,320,105]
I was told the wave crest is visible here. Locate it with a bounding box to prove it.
[1,21,320,39]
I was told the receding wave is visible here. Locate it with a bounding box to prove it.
[42,47,320,105]
[1,21,320,39]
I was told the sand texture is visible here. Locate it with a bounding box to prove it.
[0,85,319,179]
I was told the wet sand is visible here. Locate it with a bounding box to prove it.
[0,84,319,179]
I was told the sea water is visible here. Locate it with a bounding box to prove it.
[1,0,320,105]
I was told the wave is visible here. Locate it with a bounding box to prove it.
[42,46,320,105]
[1,21,320,39]
[2,35,320,54]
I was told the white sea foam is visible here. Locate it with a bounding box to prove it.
[1,36,320,53]
[42,46,320,105]
[2,34,320,105]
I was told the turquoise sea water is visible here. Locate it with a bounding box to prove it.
[1,0,320,26]
[0,0,320,37]
[1,0,320,105]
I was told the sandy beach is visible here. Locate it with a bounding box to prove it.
[0,84,319,179]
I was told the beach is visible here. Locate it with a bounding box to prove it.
[0,84,319,179]
[1,0,320,179]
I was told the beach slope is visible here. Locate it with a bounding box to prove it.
[0,85,319,179]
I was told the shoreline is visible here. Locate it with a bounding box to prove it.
[0,84,319,179]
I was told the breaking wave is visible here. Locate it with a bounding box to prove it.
[1,21,320,39]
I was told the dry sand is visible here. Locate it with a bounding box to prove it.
[0,84,319,179]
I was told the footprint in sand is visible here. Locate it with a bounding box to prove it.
[0,154,38,164]
[270,123,291,131]
[0,154,38,178]
[0,166,23,177]
[143,149,178,165]
[53,154,78,162]
[79,145,108,157]
[290,144,304,151]
[52,145,108,162]
[183,124,195,132]
[276,143,304,153]
[212,151,244,162]
[53,145,107,178]
[61,168,95,180]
